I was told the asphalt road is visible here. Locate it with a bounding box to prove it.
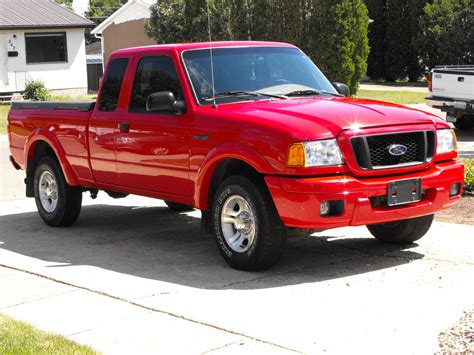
[0,135,473,354]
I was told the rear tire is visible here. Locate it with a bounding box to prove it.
[34,157,82,227]
[453,115,474,130]
[164,200,194,212]
[211,176,287,271]
[367,214,434,245]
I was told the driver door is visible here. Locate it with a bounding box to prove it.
[114,55,193,197]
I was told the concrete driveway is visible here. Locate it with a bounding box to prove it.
[1,138,473,354]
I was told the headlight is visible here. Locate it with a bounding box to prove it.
[287,139,344,167]
[437,129,457,154]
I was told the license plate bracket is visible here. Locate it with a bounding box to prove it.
[387,178,421,206]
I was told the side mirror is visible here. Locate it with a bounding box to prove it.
[146,91,186,115]
[332,82,349,97]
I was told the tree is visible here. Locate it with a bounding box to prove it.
[146,0,230,43]
[417,0,473,70]
[146,0,370,94]
[85,0,128,43]
[365,0,387,80]
[54,0,73,9]
[365,0,430,82]
[384,0,411,81]
[307,0,369,95]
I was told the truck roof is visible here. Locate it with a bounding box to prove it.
[112,41,296,56]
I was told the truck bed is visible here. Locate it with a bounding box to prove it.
[8,101,95,181]
[11,101,95,111]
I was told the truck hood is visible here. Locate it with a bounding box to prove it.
[219,96,442,139]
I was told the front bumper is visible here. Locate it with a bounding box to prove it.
[265,161,464,229]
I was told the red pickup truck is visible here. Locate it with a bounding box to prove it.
[8,41,464,270]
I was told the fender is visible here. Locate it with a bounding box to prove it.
[25,129,80,186]
[194,142,275,210]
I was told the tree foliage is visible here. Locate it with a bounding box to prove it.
[84,0,128,43]
[416,0,473,69]
[54,0,73,9]
[366,0,429,82]
[146,0,370,94]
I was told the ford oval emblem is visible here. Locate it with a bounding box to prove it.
[388,144,408,156]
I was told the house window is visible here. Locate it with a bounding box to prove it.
[25,32,68,64]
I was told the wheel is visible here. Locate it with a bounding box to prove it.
[164,201,195,212]
[367,214,434,245]
[453,115,474,130]
[34,156,82,227]
[211,176,287,270]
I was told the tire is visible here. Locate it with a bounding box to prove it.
[34,156,82,227]
[164,201,195,212]
[453,116,474,130]
[211,176,287,271]
[367,214,434,245]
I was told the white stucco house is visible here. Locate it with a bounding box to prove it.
[0,0,94,97]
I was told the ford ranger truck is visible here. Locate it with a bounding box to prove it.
[7,41,464,270]
[426,65,474,130]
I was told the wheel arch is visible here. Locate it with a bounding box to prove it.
[25,131,80,197]
[194,144,275,210]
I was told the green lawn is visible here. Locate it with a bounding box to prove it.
[0,313,98,354]
[0,105,9,134]
[356,89,427,105]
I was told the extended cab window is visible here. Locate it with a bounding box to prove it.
[130,56,183,112]
[98,58,129,112]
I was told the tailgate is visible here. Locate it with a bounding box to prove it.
[432,68,474,102]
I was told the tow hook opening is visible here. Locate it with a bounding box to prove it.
[449,183,461,197]
[320,200,344,217]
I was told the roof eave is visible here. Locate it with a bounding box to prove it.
[0,24,95,30]
[91,0,149,35]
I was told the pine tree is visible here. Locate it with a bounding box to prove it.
[365,0,387,80]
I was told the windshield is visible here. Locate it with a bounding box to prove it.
[182,46,337,105]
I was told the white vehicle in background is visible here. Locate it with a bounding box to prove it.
[426,65,474,130]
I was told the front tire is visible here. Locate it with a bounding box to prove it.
[34,157,82,227]
[453,115,474,130]
[211,176,287,271]
[367,214,434,244]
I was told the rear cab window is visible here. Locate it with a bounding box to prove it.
[98,58,129,112]
[129,56,183,113]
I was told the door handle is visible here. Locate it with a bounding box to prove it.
[458,77,465,82]
[118,123,130,133]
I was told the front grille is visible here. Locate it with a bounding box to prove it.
[351,131,435,169]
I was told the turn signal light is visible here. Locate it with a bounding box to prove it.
[287,143,305,167]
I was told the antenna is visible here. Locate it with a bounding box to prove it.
[206,0,217,108]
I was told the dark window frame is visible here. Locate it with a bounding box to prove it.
[129,55,184,114]
[25,32,68,65]
[98,58,129,112]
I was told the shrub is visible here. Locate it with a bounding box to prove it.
[462,159,474,192]
[23,81,50,101]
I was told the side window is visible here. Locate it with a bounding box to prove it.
[98,58,129,112]
[130,56,183,112]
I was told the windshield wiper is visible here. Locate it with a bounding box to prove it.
[284,89,342,97]
[202,91,287,102]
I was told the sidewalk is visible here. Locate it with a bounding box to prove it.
[0,266,288,354]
